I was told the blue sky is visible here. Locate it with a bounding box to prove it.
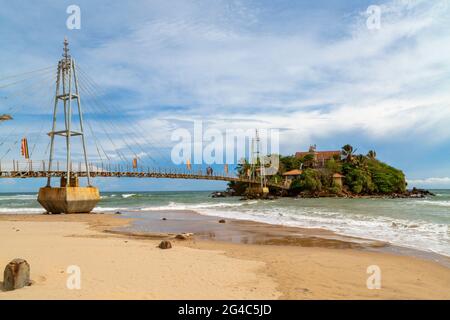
[0,0,450,191]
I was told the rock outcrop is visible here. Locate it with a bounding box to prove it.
[3,259,31,291]
[158,241,172,249]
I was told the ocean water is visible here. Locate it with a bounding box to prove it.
[0,190,449,257]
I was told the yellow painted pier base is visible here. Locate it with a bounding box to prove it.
[37,186,100,214]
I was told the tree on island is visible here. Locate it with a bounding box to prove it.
[367,150,377,160]
[228,144,407,197]
[341,144,357,163]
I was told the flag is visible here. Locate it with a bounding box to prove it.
[21,138,29,159]
[224,164,229,174]
[132,158,138,169]
[186,159,192,170]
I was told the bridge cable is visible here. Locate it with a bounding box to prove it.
[74,81,133,164]
[0,73,56,151]
[0,85,54,161]
[76,65,171,164]
[0,70,57,121]
[75,65,171,166]
[75,72,157,165]
[75,78,151,166]
[0,66,54,83]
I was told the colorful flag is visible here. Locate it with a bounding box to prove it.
[186,159,192,170]
[132,158,138,169]
[21,138,29,159]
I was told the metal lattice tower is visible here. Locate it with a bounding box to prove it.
[46,37,91,187]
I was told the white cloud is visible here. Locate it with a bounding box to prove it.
[2,0,450,180]
[407,177,450,188]
[75,0,450,146]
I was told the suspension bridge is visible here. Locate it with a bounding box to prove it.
[0,39,285,213]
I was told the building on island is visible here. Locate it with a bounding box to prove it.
[282,169,303,187]
[295,145,341,168]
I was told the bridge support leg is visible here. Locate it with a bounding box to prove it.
[37,185,100,214]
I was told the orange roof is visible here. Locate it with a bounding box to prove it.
[332,173,345,178]
[296,150,341,159]
[283,169,303,176]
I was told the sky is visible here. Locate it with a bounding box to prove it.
[0,0,450,191]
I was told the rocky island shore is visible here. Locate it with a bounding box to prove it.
[224,145,432,200]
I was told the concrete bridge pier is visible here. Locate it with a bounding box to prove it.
[37,176,100,214]
[37,39,100,214]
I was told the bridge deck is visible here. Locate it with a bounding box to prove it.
[0,170,288,189]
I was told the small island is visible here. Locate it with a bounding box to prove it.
[226,144,432,199]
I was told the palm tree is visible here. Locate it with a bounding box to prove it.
[341,144,357,163]
[367,150,377,160]
[355,154,368,169]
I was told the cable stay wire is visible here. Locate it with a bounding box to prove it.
[0,68,55,90]
[0,76,55,154]
[76,65,171,163]
[0,87,54,161]
[1,87,54,159]
[75,72,157,165]
[0,76,57,149]
[29,93,57,159]
[0,65,54,83]
[75,65,172,166]
[74,83,129,162]
[0,70,56,105]
[0,72,57,119]
[73,88,129,164]
[76,79,151,166]
[86,120,107,163]
[0,69,56,101]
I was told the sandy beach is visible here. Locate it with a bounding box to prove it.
[0,212,449,300]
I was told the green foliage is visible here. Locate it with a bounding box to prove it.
[279,155,302,173]
[342,165,374,194]
[228,146,406,196]
[227,181,248,195]
[367,150,377,160]
[301,154,315,168]
[325,158,341,173]
[367,159,406,193]
[291,169,322,193]
[329,184,342,195]
[342,158,406,194]
[341,144,356,163]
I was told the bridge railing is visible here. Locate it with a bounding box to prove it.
[0,160,288,188]
[0,160,238,178]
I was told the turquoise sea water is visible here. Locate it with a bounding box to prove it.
[1,190,449,256]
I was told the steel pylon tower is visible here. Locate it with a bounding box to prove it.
[46,38,91,187]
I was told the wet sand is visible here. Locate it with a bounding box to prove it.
[0,212,449,299]
[118,209,450,267]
